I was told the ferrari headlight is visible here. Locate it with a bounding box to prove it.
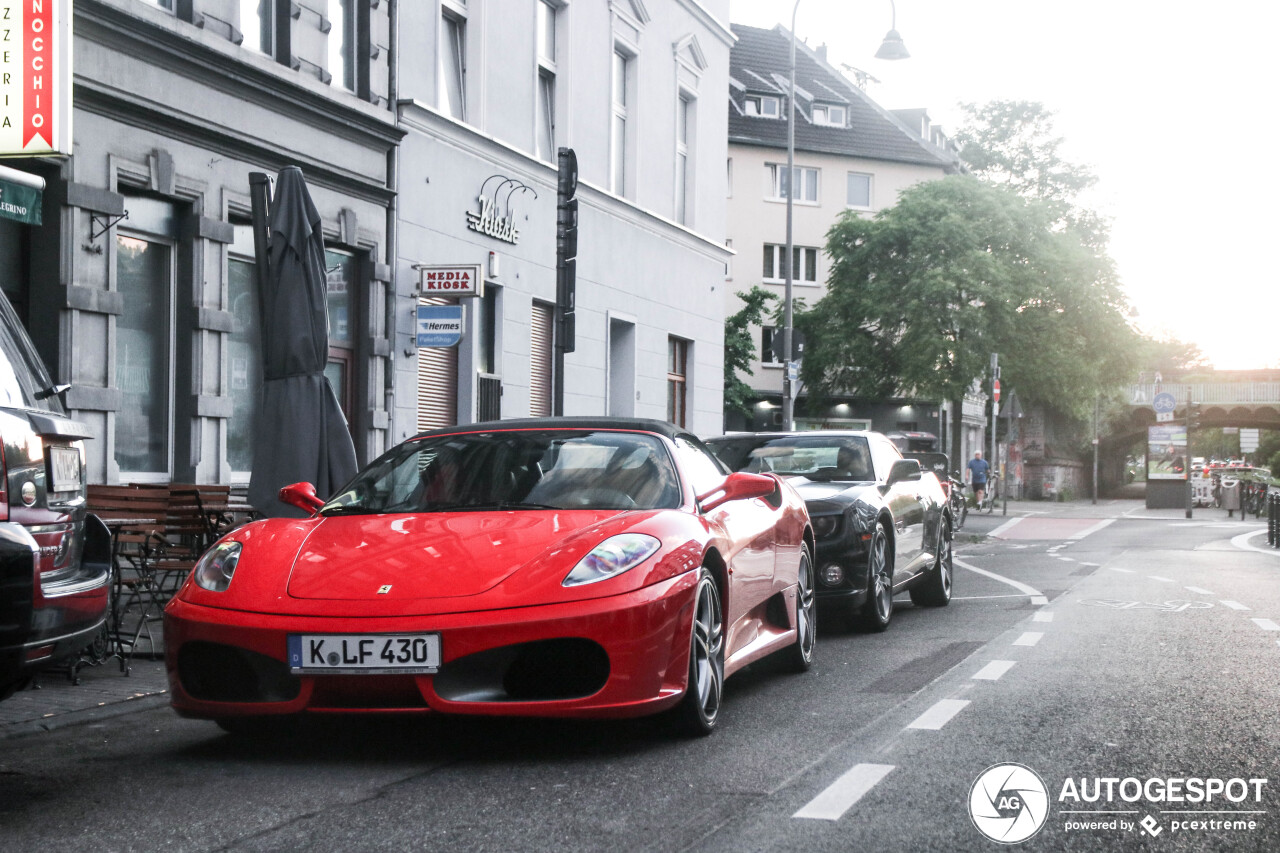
[563,534,661,587]
[193,541,242,592]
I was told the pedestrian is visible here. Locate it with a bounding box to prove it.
[967,450,990,508]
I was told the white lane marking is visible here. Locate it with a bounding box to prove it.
[1033,611,1054,623]
[793,763,895,821]
[1014,632,1044,647]
[906,699,971,730]
[953,556,1047,606]
[973,660,1017,681]
[1252,618,1280,631]
[1108,568,1135,574]
[1080,562,1100,567]
[1149,575,1175,583]
[989,517,1025,538]
[953,594,1037,601]
[1057,557,1076,562]
[1230,529,1280,558]
[1185,586,1216,595]
[1220,600,1251,611]
[1070,518,1117,540]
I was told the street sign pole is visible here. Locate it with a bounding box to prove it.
[1186,390,1193,519]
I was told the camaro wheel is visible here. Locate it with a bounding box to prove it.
[910,517,953,607]
[674,570,724,736]
[857,523,893,633]
[781,546,816,672]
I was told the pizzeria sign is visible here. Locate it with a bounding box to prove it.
[0,0,73,157]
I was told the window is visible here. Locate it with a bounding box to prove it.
[439,11,466,120]
[763,244,818,284]
[328,0,356,91]
[227,225,262,476]
[761,326,781,365]
[148,0,175,10]
[324,248,357,424]
[530,301,553,417]
[115,196,177,479]
[675,95,691,225]
[478,286,498,376]
[812,104,846,127]
[767,163,818,203]
[241,0,274,55]
[610,49,630,195]
[535,1,557,161]
[726,157,733,197]
[744,95,780,118]
[675,435,730,497]
[667,337,688,427]
[847,172,872,209]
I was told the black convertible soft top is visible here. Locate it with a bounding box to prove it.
[412,417,691,442]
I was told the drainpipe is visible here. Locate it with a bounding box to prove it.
[384,0,401,447]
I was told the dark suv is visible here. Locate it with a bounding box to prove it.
[0,290,110,700]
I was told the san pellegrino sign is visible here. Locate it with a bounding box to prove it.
[0,0,72,156]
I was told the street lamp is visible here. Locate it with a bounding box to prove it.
[781,0,910,431]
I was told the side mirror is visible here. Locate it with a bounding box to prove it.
[886,459,922,487]
[697,472,777,512]
[279,481,324,514]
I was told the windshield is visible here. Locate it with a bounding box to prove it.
[709,435,873,482]
[322,429,683,514]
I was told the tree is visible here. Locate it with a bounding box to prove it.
[723,286,778,422]
[954,100,1096,210]
[800,175,1139,466]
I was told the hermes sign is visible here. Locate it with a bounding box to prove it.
[0,0,72,156]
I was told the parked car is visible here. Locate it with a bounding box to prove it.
[165,418,815,736]
[706,430,951,631]
[0,290,110,700]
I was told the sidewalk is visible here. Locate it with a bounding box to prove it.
[2,497,1271,739]
[0,655,170,740]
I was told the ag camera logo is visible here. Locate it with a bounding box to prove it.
[969,763,1050,844]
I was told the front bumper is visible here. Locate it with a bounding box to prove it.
[164,570,700,721]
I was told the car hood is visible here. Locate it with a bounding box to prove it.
[285,511,621,601]
[786,477,880,505]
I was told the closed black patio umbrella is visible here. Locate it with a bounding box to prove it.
[247,166,358,517]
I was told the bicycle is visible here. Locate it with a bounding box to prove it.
[947,476,967,530]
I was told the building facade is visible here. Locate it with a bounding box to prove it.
[1,0,735,496]
[394,0,734,442]
[723,25,984,448]
[3,0,401,487]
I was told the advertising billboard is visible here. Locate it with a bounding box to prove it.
[1147,425,1188,480]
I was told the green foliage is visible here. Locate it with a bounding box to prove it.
[799,175,1139,421]
[953,100,1097,209]
[723,286,778,418]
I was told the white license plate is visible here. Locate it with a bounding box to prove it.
[48,446,82,493]
[287,633,441,674]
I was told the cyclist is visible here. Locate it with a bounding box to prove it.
[967,450,990,511]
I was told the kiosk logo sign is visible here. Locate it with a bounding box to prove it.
[969,763,1050,844]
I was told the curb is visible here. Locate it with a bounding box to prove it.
[0,690,170,741]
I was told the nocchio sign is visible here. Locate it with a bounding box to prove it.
[0,0,72,156]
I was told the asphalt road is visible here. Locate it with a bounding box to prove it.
[2,507,1278,852]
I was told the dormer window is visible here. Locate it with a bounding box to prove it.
[745,95,780,118]
[813,104,846,127]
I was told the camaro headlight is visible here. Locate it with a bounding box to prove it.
[563,534,661,587]
[812,514,841,539]
[193,541,242,592]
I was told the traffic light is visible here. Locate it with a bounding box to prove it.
[556,148,578,354]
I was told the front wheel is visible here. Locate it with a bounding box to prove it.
[672,570,724,736]
[856,524,893,632]
[911,517,953,607]
[780,546,816,672]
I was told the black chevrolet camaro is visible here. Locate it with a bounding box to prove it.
[706,431,953,631]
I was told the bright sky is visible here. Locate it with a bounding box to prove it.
[729,0,1280,370]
